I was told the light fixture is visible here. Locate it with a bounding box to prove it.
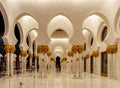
[51,38,69,41]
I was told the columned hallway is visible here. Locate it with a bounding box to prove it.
[0,0,120,88]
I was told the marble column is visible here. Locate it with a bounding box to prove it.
[19,55,22,72]
[67,59,70,73]
[117,42,120,80]
[68,57,71,73]
[43,54,48,76]
[92,56,97,75]
[46,56,50,73]
[107,45,118,78]
[108,53,116,79]
[81,57,84,73]
[4,45,11,76]
[33,41,37,72]
[50,60,55,73]
[92,51,99,75]
[34,55,37,72]
[78,54,82,77]
[108,54,112,78]
[4,45,16,77]
[71,58,73,74]
[11,54,16,76]
[112,53,117,79]
[85,54,90,73]
[73,53,77,78]
[20,51,28,73]
[29,53,33,69]
[38,53,43,76]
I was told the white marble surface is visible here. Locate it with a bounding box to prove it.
[0,72,120,88]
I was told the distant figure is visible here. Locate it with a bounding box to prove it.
[56,56,61,72]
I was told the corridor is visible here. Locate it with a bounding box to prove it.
[0,0,120,88]
[0,72,120,88]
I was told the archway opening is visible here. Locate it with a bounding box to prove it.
[32,42,35,67]
[26,36,30,69]
[0,11,5,54]
[101,26,108,42]
[90,37,93,47]
[0,11,5,73]
[14,24,20,72]
[56,56,61,72]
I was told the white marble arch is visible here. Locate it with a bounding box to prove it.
[114,7,120,37]
[82,29,94,50]
[47,15,73,40]
[82,13,109,51]
[0,2,9,45]
[15,14,39,51]
[28,29,38,54]
[47,15,73,57]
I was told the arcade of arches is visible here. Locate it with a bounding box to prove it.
[0,0,120,88]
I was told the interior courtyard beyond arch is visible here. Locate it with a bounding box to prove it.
[0,0,120,88]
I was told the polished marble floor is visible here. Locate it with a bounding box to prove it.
[0,72,120,88]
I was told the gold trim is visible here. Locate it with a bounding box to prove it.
[50,57,54,61]
[47,51,51,57]
[72,45,78,53]
[106,45,118,54]
[71,45,84,54]
[78,45,84,54]
[76,58,79,61]
[62,57,67,62]
[68,51,73,57]
[85,54,89,59]
[37,45,49,54]
[4,45,16,53]
[20,51,27,57]
[37,45,43,53]
[92,51,99,57]
[43,45,49,53]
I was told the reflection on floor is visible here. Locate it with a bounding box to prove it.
[0,72,120,88]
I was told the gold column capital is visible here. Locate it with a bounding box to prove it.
[20,51,27,57]
[78,45,84,54]
[37,45,49,54]
[37,45,43,53]
[47,51,51,57]
[106,45,118,54]
[10,46,16,53]
[68,51,73,57]
[50,58,54,62]
[4,45,16,53]
[72,45,78,53]
[76,58,79,61]
[63,57,67,62]
[92,51,99,57]
[71,45,84,54]
[43,45,49,54]
[85,54,89,59]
